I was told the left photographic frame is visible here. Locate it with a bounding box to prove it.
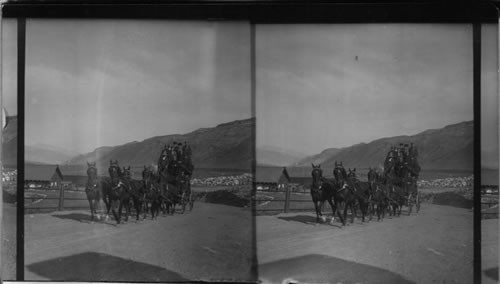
[1,17,19,281]
[6,18,256,282]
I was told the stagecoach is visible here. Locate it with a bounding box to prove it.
[383,143,421,216]
[84,142,194,224]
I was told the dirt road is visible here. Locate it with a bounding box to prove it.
[25,203,255,282]
[482,219,499,284]
[257,204,473,284]
[2,203,17,281]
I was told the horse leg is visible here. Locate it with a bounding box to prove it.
[152,201,158,219]
[111,200,120,224]
[88,198,94,221]
[135,198,141,221]
[125,199,131,222]
[368,197,374,221]
[181,192,187,214]
[313,201,321,224]
[349,200,356,223]
[343,202,349,225]
[142,200,147,220]
[92,199,100,221]
[116,201,123,224]
[326,198,336,224]
[104,197,111,220]
[172,201,176,215]
[156,200,161,218]
[318,200,326,223]
[333,199,345,226]
[350,202,355,224]
[380,200,385,220]
[382,202,387,219]
[408,195,413,216]
[135,199,140,221]
[360,200,366,223]
[376,201,381,221]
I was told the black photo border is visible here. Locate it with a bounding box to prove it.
[2,1,499,283]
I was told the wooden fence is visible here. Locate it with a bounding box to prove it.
[24,186,90,213]
[481,194,499,219]
[254,186,317,214]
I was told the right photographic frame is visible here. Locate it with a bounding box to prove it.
[481,22,499,284]
[255,23,483,283]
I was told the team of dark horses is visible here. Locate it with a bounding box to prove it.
[310,143,421,226]
[84,143,194,224]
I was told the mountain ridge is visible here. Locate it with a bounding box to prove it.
[65,118,254,170]
[296,120,473,170]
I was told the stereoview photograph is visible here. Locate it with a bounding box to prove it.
[21,20,255,282]
[255,24,474,284]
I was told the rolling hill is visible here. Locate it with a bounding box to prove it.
[256,146,307,167]
[296,121,473,171]
[66,118,254,170]
[294,148,342,166]
[25,144,78,165]
[1,116,79,165]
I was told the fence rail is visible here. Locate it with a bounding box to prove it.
[480,194,498,218]
[24,186,89,213]
[255,188,316,214]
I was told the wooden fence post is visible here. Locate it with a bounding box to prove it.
[284,184,290,213]
[58,184,64,211]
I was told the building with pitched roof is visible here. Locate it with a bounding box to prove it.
[24,164,64,189]
[255,166,290,191]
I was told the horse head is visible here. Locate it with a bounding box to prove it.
[86,162,98,187]
[108,162,122,186]
[122,166,132,180]
[333,163,347,185]
[311,163,324,190]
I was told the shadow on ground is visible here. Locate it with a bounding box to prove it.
[26,251,188,281]
[278,214,379,227]
[52,212,134,226]
[278,215,318,225]
[259,254,415,284]
[484,267,499,281]
[52,213,94,223]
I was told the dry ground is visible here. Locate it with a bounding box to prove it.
[1,203,16,281]
[25,202,256,282]
[482,219,499,284]
[257,204,473,284]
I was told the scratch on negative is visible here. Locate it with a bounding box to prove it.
[203,246,218,254]
[427,248,444,256]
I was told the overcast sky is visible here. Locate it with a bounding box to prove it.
[256,24,476,156]
[2,19,17,116]
[9,20,251,154]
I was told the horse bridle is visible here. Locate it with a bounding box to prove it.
[311,168,323,190]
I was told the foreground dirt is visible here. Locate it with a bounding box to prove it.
[482,219,499,284]
[257,204,473,284]
[25,203,255,282]
[1,203,16,281]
